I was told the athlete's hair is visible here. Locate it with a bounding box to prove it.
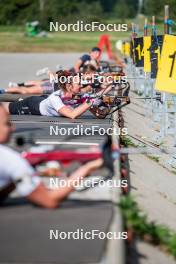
[82,64,97,74]
[91,47,101,52]
[56,70,74,92]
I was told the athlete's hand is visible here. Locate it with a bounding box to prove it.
[82,93,90,99]
[90,98,102,106]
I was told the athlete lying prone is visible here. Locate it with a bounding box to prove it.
[3,70,102,119]
[0,103,103,208]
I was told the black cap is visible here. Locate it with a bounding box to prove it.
[91,47,101,52]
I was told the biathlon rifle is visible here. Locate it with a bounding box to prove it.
[61,93,130,119]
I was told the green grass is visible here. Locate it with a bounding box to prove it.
[148,155,160,163]
[0,25,129,52]
[0,19,174,52]
[119,195,176,258]
[120,135,137,147]
[0,25,23,32]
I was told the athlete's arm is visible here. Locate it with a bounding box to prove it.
[74,59,83,73]
[96,84,113,96]
[6,86,43,94]
[81,85,92,93]
[27,158,103,208]
[58,101,92,119]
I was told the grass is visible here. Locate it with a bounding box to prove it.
[0,18,174,52]
[120,135,137,147]
[148,155,160,163]
[0,25,129,52]
[119,195,176,258]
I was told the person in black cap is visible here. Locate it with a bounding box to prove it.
[74,47,101,73]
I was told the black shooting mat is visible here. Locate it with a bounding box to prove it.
[10,113,110,123]
[0,199,113,264]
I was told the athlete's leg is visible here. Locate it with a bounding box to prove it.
[6,86,43,94]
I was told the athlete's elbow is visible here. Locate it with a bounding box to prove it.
[28,194,60,209]
[70,114,77,119]
[21,90,28,95]
[41,199,60,209]
[61,112,76,119]
[69,112,77,119]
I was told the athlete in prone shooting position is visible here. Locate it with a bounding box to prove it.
[0,103,103,208]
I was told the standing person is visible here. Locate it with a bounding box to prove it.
[0,103,103,207]
[98,34,125,67]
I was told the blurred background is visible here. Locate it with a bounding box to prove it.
[0,0,175,52]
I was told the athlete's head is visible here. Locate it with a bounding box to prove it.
[56,70,81,95]
[81,64,97,84]
[90,47,101,61]
[82,64,97,74]
[0,103,13,143]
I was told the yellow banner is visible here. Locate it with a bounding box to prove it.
[155,34,176,93]
[121,42,125,55]
[125,42,130,57]
[143,36,151,73]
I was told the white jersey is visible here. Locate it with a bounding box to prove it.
[0,145,41,197]
[39,90,65,116]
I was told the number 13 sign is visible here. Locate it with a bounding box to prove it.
[155,35,176,93]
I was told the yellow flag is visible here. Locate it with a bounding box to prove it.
[125,42,130,57]
[121,42,125,54]
[155,34,176,93]
[143,36,151,73]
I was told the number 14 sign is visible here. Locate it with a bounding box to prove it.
[155,35,176,94]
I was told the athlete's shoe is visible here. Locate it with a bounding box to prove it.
[36,67,49,76]
[0,89,5,94]
[8,82,18,88]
